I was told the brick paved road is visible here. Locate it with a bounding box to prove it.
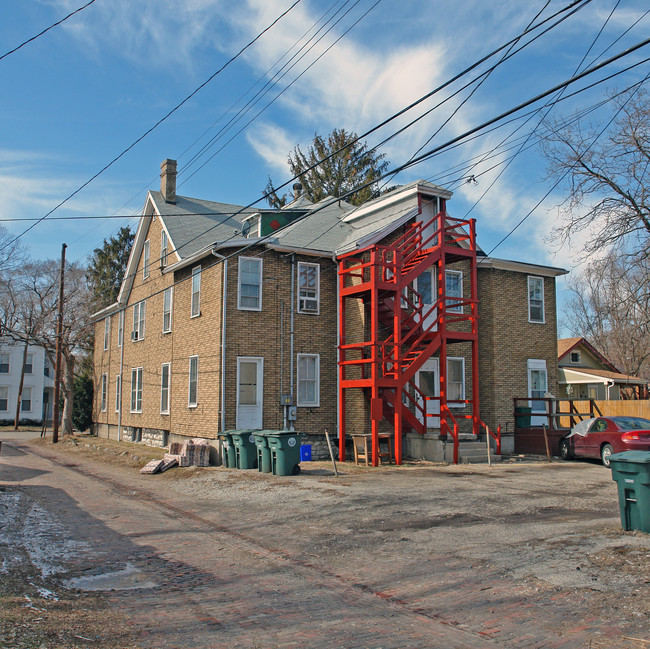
[1,438,648,649]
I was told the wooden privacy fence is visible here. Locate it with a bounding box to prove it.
[557,400,650,427]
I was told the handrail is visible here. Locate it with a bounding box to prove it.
[478,418,501,455]
[441,404,460,464]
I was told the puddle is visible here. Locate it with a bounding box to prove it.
[65,563,157,591]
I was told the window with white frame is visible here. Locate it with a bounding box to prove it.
[188,356,198,407]
[445,270,463,313]
[0,353,9,373]
[528,276,545,323]
[115,375,121,413]
[143,239,150,279]
[161,363,170,414]
[132,301,146,341]
[447,357,465,406]
[297,354,320,407]
[118,309,124,347]
[104,317,110,350]
[25,353,33,374]
[0,386,8,411]
[298,262,320,313]
[238,257,262,310]
[161,230,169,268]
[528,359,547,411]
[570,351,581,364]
[191,266,201,317]
[163,287,173,333]
[130,367,143,413]
[21,386,32,412]
[101,373,108,412]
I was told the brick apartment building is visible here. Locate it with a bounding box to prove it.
[92,159,567,463]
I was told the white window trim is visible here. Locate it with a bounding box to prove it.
[0,353,9,373]
[103,317,110,351]
[297,353,320,407]
[445,269,463,313]
[163,287,173,333]
[25,353,33,375]
[115,374,121,413]
[235,356,264,429]
[161,363,170,414]
[528,276,545,324]
[143,239,150,279]
[118,309,124,348]
[191,266,201,318]
[188,355,199,407]
[21,386,32,413]
[446,356,466,407]
[570,351,581,364]
[297,262,320,314]
[0,386,8,411]
[161,230,168,268]
[130,367,143,413]
[101,373,108,412]
[237,256,263,311]
[527,358,548,412]
[132,301,146,342]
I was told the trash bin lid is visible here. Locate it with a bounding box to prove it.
[609,450,650,464]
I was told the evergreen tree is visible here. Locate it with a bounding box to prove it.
[264,129,390,208]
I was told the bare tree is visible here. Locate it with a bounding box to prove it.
[543,88,650,262]
[563,253,650,379]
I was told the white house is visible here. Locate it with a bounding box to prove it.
[0,339,55,424]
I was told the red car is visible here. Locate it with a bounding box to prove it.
[560,416,650,467]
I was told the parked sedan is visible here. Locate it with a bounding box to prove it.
[559,416,650,467]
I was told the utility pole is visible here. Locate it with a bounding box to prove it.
[52,243,66,444]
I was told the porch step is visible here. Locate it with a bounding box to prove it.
[457,440,501,464]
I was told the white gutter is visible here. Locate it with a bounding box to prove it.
[117,308,125,442]
[289,254,295,432]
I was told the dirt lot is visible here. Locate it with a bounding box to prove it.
[1,431,649,648]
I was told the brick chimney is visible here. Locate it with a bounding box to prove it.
[160,158,177,204]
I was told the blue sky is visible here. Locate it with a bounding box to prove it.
[1,0,649,322]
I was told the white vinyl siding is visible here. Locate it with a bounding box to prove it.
[132,301,146,341]
[528,276,545,323]
[161,363,170,414]
[130,367,143,413]
[163,287,173,333]
[143,239,150,279]
[191,266,201,317]
[297,354,320,407]
[298,262,320,314]
[188,356,198,407]
[101,373,108,412]
[447,357,465,406]
[238,257,262,310]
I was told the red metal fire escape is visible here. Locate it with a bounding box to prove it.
[337,205,481,466]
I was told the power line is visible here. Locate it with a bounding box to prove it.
[0,0,304,253]
[0,0,98,62]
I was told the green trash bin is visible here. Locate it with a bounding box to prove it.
[218,431,237,468]
[266,431,302,476]
[515,406,532,428]
[609,451,650,533]
[230,430,258,469]
[252,431,273,474]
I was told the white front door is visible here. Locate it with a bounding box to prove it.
[415,357,440,429]
[416,196,440,247]
[416,267,437,331]
[236,357,263,429]
[528,359,548,427]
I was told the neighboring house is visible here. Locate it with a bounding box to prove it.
[92,159,567,462]
[558,337,648,400]
[0,339,55,424]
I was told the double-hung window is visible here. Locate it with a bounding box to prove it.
[188,356,198,407]
[0,386,8,411]
[25,354,33,374]
[0,353,9,374]
[21,386,32,412]
[445,270,463,313]
[118,310,124,347]
[132,301,146,341]
[161,363,170,414]
[297,354,320,407]
[238,257,262,310]
[298,263,320,313]
[115,375,121,413]
[528,276,545,323]
[101,373,108,412]
[447,357,465,406]
[191,266,201,317]
[143,240,150,279]
[163,287,173,333]
[161,230,169,268]
[131,367,143,413]
[104,317,110,350]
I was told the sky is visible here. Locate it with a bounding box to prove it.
[1,0,649,325]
